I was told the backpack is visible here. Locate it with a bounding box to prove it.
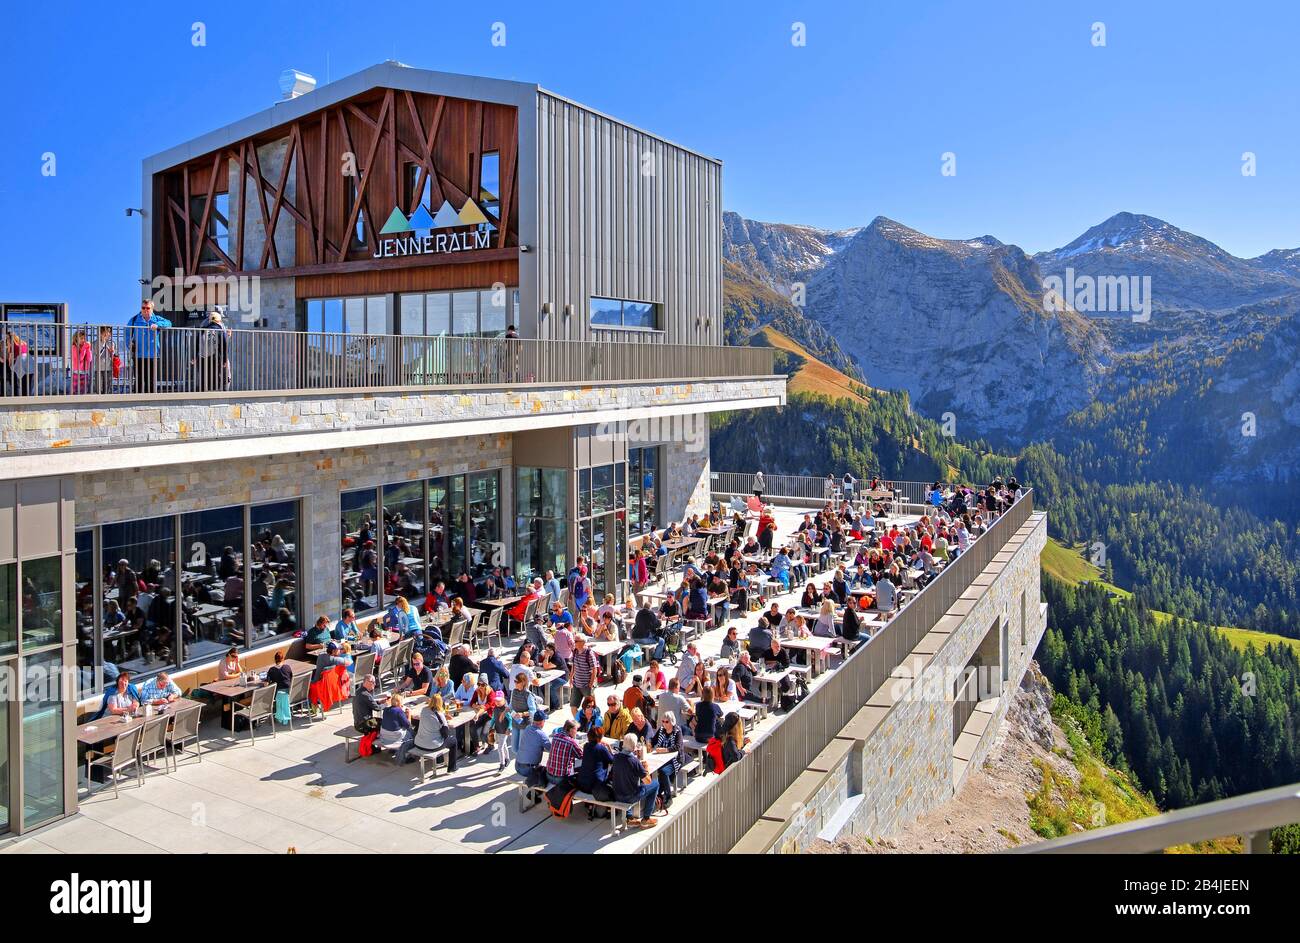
[607,659,627,685]
[704,737,727,774]
[546,780,577,818]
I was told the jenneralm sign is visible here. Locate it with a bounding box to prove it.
[372,198,495,259]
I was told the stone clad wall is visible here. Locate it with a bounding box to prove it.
[0,378,784,456]
[754,513,1048,853]
[76,433,512,619]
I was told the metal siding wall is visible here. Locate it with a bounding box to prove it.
[535,92,722,347]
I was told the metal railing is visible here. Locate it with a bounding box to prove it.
[1015,781,1300,854]
[0,323,778,401]
[638,488,1036,854]
[712,471,935,506]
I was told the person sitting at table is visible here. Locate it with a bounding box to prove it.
[682,660,709,698]
[508,578,542,632]
[622,675,646,715]
[656,677,694,729]
[447,644,479,689]
[575,726,615,794]
[313,637,353,681]
[378,692,412,754]
[590,610,618,642]
[799,582,821,610]
[266,652,293,693]
[430,665,455,702]
[627,706,653,743]
[732,651,764,704]
[691,686,723,743]
[351,674,383,733]
[217,646,244,680]
[758,637,792,676]
[545,718,584,785]
[478,647,510,691]
[332,608,359,641]
[480,577,504,601]
[658,590,682,627]
[537,643,567,711]
[675,640,699,686]
[611,733,659,829]
[575,695,604,734]
[515,709,551,778]
[778,608,807,639]
[813,598,838,638]
[93,670,142,719]
[453,671,478,707]
[769,547,792,593]
[683,577,709,623]
[718,625,742,661]
[139,670,181,705]
[509,647,537,688]
[875,573,897,617]
[424,580,451,613]
[602,694,632,741]
[651,710,683,809]
[303,615,332,654]
[453,572,477,605]
[396,692,459,771]
[718,712,748,767]
[394,651,433,698]
[644,659,667,693]
[632,600,666,662]
[713,666,740,708]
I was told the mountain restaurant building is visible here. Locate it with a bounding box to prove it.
[0,62,785,836]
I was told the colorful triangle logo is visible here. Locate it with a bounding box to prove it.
[379,207,412,234]
[431,200,461,229]
[458,199,488,226]
[408,204,435,231]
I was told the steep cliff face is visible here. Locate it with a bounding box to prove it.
[722,210,860,291]
[802,218,1108,442]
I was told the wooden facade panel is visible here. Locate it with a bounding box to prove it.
[532,92,723,347]
[295,258,519,298]
[153,88,519,281]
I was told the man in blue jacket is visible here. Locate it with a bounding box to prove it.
[126,299,171,394]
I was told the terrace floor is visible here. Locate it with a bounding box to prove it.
[2,505,920,855]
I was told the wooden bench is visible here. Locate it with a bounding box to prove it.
[517,781,639,836]
[409,746,451,782]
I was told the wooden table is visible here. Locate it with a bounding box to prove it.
[475,595,524,611]
[781,636,836,677]
[751,669,792,709]
[660,538,699,552]
[76,697,206,749]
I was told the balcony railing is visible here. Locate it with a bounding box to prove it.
[0,324,778,402]
[712,471,936,507]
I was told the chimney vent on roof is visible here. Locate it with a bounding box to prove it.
[278,69,317,101]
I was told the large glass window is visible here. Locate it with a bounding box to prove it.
[180,506,244,665]
[21,556,62,652]
[515,468,568,582]
[251,502,300,641]
[22,649,63,830]
[629,447,660,536]
[467,472,501,579]
[75,530,95,696]
[589,296,659,331]
[480,151,501,221]
[429,478,450,585]
[341,489,379,613]
[101,515,174,677]
[397,289,517,338]
[305,295,391,335]
[0,562,15,658]
[383,482,426,602]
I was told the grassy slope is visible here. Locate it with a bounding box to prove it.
[1042,538,1300,655]
[759,326,874,403]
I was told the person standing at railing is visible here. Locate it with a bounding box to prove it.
[93,325,119,394]
[752,470,765,500]
[68,329,93,394]
[126,299,171,394]
[2,329,33,396]
[193,308,232,391]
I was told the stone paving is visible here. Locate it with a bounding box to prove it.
[2,505,910,855]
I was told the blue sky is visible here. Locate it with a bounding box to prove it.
[2,0,1297,319]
